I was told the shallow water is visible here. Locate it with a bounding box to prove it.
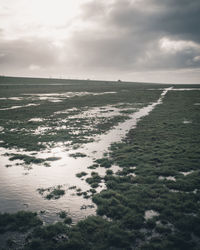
[0,88,171,223]
[144,210,159,220]
[0,97,23,101]
[180,170,194,176]
[0,148,96,223]
[172,88,200,91]
[28,118,45,122]
[183,120,192,124]
[0,103,39,111]
[159,176,176,181]
[22,91,117,103]
[31,102,137,137]
[0,91,117,110]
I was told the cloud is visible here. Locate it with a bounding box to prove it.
[152,0,200,43]
[0,0,200,83]
[64,0,200,73]
[108,0,200,42]
[0,38,59,70]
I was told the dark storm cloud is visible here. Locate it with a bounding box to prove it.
[109,0,200,42]
[152,0,200,43]
[68,0,200,72]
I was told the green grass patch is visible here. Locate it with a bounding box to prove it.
[0,211,42,233]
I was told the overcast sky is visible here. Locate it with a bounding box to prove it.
[0,0,200,83]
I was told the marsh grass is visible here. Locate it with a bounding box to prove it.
[4,153,61,167]
[69,152,87,158]
[37,185,66,200]
[8,154,45,165]
[1,77,200,249]
[76,171,88,178]
[0,211,42,234]
[86,172,102,188]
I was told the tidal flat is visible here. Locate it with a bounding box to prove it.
[0,76,200,249]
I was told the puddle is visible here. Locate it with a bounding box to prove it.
[172,88,200,91]
[54,107,79,115]
[159,176,176,181]
[29,118,44,122]
[34,126,50,135]
[180,171,194,176]
[111,164,121,174]
[0,97,24,101]
[183,120,192,124]
[193,189,198,194]
[49,99,63,102]
[0,104,39,111]
[169,189,180,193]
[8,97,23,101]
[144,210,159,220]
[148,88,200,92]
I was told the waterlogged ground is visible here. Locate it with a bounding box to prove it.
[0,77,163,222]
[0,76,200,249]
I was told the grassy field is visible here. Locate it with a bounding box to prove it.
[0,76,200,249]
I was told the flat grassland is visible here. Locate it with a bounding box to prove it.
[0,76,200,249]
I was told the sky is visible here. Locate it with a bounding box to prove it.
[0,0,200,84]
